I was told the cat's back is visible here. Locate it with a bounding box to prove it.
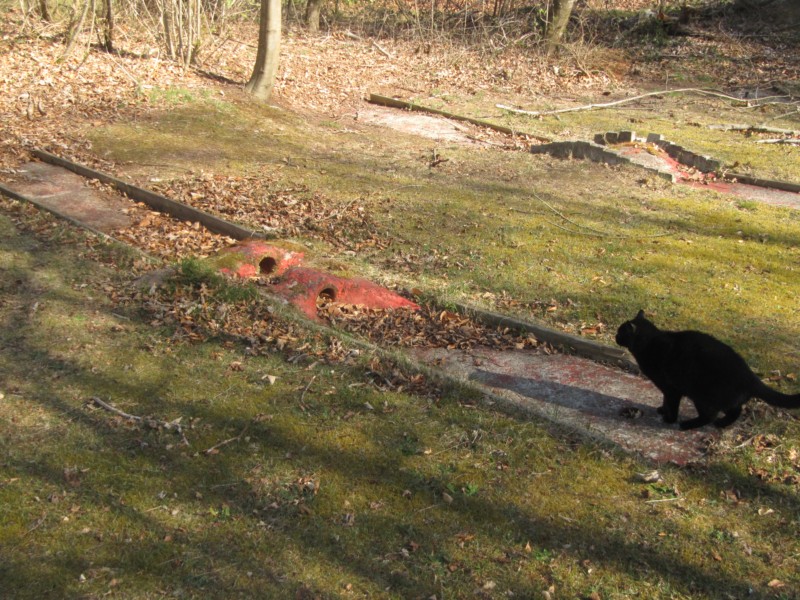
[666,329,752,377]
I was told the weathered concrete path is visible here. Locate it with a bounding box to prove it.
[7,162,133,232]
[411,346,714,465]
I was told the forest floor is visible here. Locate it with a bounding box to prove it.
[1,1,800,598]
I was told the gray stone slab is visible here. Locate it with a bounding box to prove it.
[412,346,716,465]
[5,162,133,232]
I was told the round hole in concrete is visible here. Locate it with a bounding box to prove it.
[317,287,337,306]
[259,257,277,275]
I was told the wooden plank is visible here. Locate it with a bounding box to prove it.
[367,93,551,142]
[454,302,638,371]
[32,149,265,241]
[725,172,800,194]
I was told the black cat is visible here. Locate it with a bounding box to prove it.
[616,310,800,430]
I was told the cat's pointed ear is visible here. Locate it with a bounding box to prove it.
[636,309,645,320]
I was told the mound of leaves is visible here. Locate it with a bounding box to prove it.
[318,301,539,351]
[122,264,446,398]
[152,172,387,253]
[112,201,239,260]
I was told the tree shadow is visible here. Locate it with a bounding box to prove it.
[1,227,796,599]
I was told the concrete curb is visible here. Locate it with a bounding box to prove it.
[536,131,800,194]
[530,137,676,182]
[452,302,637,372]
[32,149,266,241]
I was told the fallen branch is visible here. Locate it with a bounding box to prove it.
[708,124,800,136]
[755,138,800,145]
[202,424,249,456]
[497,88,792,118]
[344,30,393,59]
[90,396,189,446]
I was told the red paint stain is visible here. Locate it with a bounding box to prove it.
[271,267,419,320]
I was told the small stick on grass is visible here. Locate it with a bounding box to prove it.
[91,396,143,422]
[90,396,189,446]
[202,424,249,456]
[299,374,317,410]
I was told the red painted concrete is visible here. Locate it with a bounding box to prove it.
[617,145,800,209]
[271,266,419,320]
[215,239,304,279]
[212,242,419,319]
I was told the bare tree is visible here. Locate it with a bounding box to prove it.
[305,0,322,32]
[245,0,281,100]
[156,0,202,68]
[38,0,51,21]
[546,0,576,54]
[63,0,93,57]
[102,0,114,52]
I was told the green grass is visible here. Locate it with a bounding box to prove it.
[413,91,800,184]
[2,194,800,599]
[88,94,800,383]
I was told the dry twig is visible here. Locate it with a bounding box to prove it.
[202,424,249,456]
[90,396,190,446]
[497,88,792,118]
[344,30,393,59]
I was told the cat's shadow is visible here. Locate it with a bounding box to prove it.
[468,367,693,433]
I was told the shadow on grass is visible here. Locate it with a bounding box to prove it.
[2,241,796,600]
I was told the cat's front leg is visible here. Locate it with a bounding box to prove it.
[657,391,681,423]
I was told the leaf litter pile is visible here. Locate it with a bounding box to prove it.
[82,180,540,394]
[124,261,539,399]
[319,300,539,352]
[151,171,388,252]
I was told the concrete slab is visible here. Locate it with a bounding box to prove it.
[6,162,132,232]
[411,346,716,465]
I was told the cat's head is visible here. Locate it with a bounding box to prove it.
[615,309,652,348]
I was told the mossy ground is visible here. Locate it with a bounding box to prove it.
[2,199,799,599]
[87,88,800,383]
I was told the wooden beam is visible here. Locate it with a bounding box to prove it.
[454,302,637,371]
[367,93,551,142]
[32,149,265,241]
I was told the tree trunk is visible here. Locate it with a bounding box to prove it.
[102,0,114,52]
[546,0,576,54]
[38,0,51,21]
[245,0,281,101]
[162,0,176,60]
[63,0,92,57]
[305,0,322,32]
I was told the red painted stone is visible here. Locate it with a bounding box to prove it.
[271,267,419,320]
[216,240,304,279]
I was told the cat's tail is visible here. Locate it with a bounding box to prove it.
[754,380,800,409]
